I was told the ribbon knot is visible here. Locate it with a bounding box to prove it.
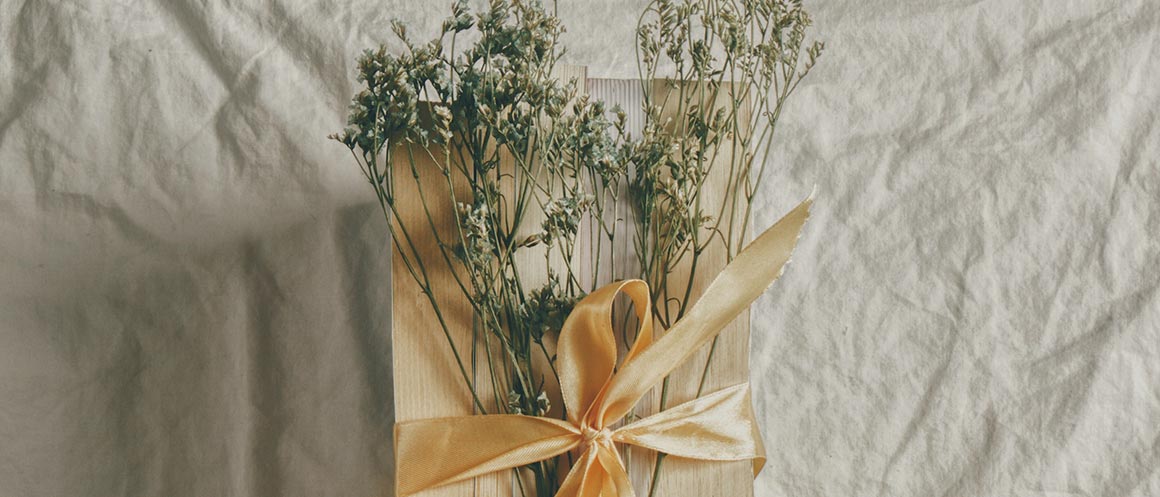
[580,426,612,450]
[394,196,812,497]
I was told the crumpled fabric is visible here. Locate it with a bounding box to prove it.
[0,1,1158,497]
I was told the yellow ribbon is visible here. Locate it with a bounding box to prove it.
[396,195,813,497]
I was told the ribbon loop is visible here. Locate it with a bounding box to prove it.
[613,383,766,475]
[557,279,653,428]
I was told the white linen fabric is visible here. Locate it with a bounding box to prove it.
[1,1,1157,496]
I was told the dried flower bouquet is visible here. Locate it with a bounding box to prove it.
[332,1,821,495]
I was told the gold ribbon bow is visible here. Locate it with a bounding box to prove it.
[396,196,812,497]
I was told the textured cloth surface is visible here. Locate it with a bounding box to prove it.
[2,1,1158,496]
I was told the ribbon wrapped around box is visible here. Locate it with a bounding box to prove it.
[395,195,813,497]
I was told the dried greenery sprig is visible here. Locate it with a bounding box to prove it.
[332,0,820,495]
[333,1,626,493]
[629,1,822,493]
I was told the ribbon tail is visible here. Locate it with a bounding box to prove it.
[613,383,766,475]
[595,442,636,497]
[555,442,635,497]
[555,447,602,497]
[395,414,579,496]
[597,194,813,425]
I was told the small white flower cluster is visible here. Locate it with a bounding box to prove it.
[540,194,594,247]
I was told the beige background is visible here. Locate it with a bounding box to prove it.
[2,0,1158,496]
